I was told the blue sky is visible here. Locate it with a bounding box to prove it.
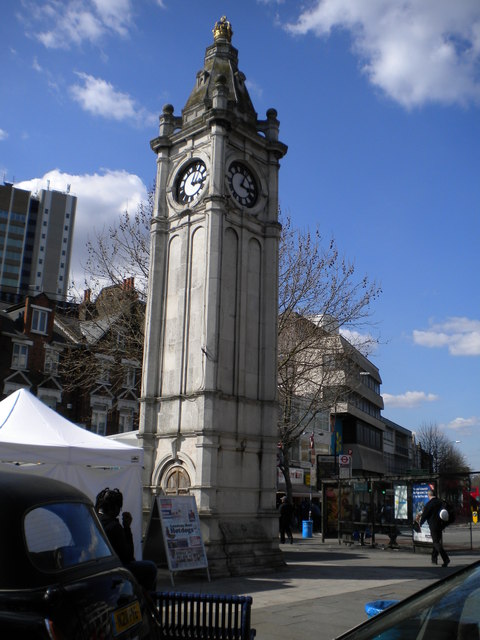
[1,1,479,469]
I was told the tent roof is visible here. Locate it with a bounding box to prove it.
[0,389,143,466]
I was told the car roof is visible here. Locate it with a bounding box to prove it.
[0,469,90,513]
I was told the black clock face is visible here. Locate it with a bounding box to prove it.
[227,162,258,208]
[177,161,208,205]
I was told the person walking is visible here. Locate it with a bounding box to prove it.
[279,496,294,544]
[418,489,450,567]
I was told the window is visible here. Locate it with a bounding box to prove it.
[123,366,136,388]
[44,349,59,375]
[31,308,48,334]
[164,467,191,495]
[384,429,394,443]
[357,421,383,451]
[12,343,28,369]
[119,411,133,433]
[24,503,112,572]
[91,408,108,436]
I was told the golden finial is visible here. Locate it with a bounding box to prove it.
[213,16,233,43]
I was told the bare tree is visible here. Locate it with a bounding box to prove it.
[277,216,382,499]
[417,422,469,473]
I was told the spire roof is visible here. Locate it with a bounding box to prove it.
[182,17,257,126]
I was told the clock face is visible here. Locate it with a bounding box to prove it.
[176,161,208,205]
[227,162,258,208]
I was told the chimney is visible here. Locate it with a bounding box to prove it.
[24,296,31,331]
[84,289,91,303]
[123,277,134,291]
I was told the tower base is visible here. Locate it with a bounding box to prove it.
[205,519,286,577]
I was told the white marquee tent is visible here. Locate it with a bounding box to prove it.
[0,389,144,557]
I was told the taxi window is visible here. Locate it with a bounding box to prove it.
[24,502,113,571]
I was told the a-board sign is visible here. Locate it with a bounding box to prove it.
[156,495,209,575]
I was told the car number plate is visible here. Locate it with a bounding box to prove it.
[112,600,142,635]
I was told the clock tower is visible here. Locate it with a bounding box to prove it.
[139,17,287,575]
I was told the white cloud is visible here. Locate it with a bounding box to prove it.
[15,169,148,287]
[444,416,480,433]
[32,57,42,73]
[24,0,134,49]
[413,317,480,356]
[91,0,133,37]
[0,129,8,141]
[382,390,439,408]
[70,72,157,126]
[286,0,480,108]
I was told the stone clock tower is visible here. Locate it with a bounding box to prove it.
[139,17,287,576]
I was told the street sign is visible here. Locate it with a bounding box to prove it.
[339,454,352,479]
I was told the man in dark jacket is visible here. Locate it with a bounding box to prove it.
[279,496,294,544]
[418,489,450,567]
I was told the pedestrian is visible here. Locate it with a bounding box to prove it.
[417,489,450,567]
[279,496,294,544]
[95,487,158,591]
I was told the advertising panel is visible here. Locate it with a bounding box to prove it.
[412,482,434,543]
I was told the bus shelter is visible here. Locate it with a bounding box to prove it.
[320,472,478,550]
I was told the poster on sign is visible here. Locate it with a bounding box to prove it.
[157,495,209,581]
[412,483,433,544]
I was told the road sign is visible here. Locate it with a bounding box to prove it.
[339,454,352,466]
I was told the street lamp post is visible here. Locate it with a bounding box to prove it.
[309,432,315,520]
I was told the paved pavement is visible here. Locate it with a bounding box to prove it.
[155,532,480,640]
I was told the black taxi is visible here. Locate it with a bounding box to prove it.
[0,469,159,639]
